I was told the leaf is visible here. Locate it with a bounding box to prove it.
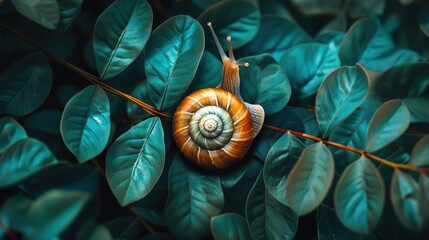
[418,174,429,221]
[365,99,410,152]
[240,15,312,61]
[246,172,298,239]
[60,85,111,163]
[0,195,32,233]
[409,135,429,167]
[239,53,291,115]
[316,65,369,137]
[24,108,62,134]
[286,142,335,215]
[420,5,429,37]
[93,0,153,80]
[56,0,84,31]
[0,138,58,188]
[316,31,345,53]
[403,97,429,123]
[198,0,260,49]
[142,233,176,240]
[145,15,204,110]
[11,0,60,29]
[0,52,52,116]
[105,216,141,240]
[219,163,248,189]
[211,213,251,240]
[76,223,113,240]
[127,81,156,122]
[0,117,26,153]
[188,51,222,93]
[280,43,340,100]
[390,170,425,232]
[106,117,164,206]
[291,0,342,15]
[130,185,167,226]
[165,154,224,240]
[263,133,304,205]
[334,157,385,234]
[24,189,90,240]
[348,0,385,18]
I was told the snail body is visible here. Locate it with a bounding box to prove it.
[172,22,265,169]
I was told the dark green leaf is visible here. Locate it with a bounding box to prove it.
[335,157,385,234]
[211,213,251,240]
[142,233,176,240]
[239,53,291,115]
[188,51,222,93]
[365,100,410,152]
[165,154,224,240]
[403,97,429,123]
[93,0,152,79]
[246,172,298,239]
[286,142,335,215]
[24,108,61,135]
[291,0,342,15]
[11,0,60,29]
[418,174,429,221]
[105,216,141,240]
[348,0,385,18]
[280,43,340,100]
[316,65,369,137]
[0,117,26,153]
[0,138,58,188]
[0,52,52,116]
[0,195,31,233]
[56,0,83,31]
[106,117,165,206]
[145,15,204,110]
[409,135,429,168]
[316,31,345,53]
[219,163,248,189]
[420,5,429,37]
[127,81,156,122]
[77,223,113,240]
[60,85,111,163]
[130,185,167,226]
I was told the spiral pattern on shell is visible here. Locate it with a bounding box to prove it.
[173,88,254,169]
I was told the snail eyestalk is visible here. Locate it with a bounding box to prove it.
[207,22,228,61]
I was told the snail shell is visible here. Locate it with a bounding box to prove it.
[173,88,254,169]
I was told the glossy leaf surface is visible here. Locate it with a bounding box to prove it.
[145,15,204,110]
[0,53,52,116]
[280,43,340,100]
[0,138,58,188]
[0,117,26,153]
[366,100,410,152]
[106,117,164,206]
[410,135,429,167]
[316,65,369,137]
[335,157,385,234]
[60,85,111,163]
[286,142,335,215]
[246,172,298,239]
[165,154,224,240]
[211,213,251,240]
[93,0,152,79]
[11,0,60,29]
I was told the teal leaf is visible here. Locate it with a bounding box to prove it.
[316,31,345,53]
[105,216,141,240]
[130,185,167,226]
[24,189,90,240]
[24,108,61,135]
[165,154,224,240]
[418,174,429,221]
[106,117,165,206]
[142,233,176,240]
[286,142,335,215]
[76,223,113,240]
[290,0,341,15]
[316,65,369,138]
[280,43,340,100]
[0,195,32,233]
[211,213,251,240]
[348,0,385,18]
[403,97,429,123]
[11,0,60,29]
[390,170,425,232]
[420,5,429,37]
[198,0,261,49]
[246,172,298,239]
[0,52,52,116]
[0,138,58,188]
[240,15,312,61]
[239,53,291,115]
[0,117,26,153]
[219,163,248,189]
[410,135,429,168]
[145,15,204,110]
[56,0,84,31]
[127,81,156,122]
[188,51,222,93]
[263,133,304,205]
[365,99,410,152]
[93,0,153,80]
[60,85,111,163]
[334,156,385,234]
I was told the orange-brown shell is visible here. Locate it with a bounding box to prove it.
[173,88,254,169]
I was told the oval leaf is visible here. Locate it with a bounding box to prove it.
[56,0,84,31]
[316,65,369,137]
[410,135,429,167]
[0,52,52,116]
[165,154,224,240]
[60,85,111,163]
[145,15,204,110]
[246,172,298,240]
[93,0,153,80]
[197,0,260,49]
[106,117,165,206]
[390,170,425,232]
[0,117,27,153]
[280,43,340,100]
[239,53,291,115]
[0,138,58,188]
[334,156,385,234]
[211,213,251,240]
[286,142,335,215]
[403,97,429,123]
[366,99,410,152]
[11,0,60,29]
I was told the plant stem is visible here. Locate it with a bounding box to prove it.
[0,221,18,240]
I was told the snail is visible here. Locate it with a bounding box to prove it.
[172,22,265,169]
